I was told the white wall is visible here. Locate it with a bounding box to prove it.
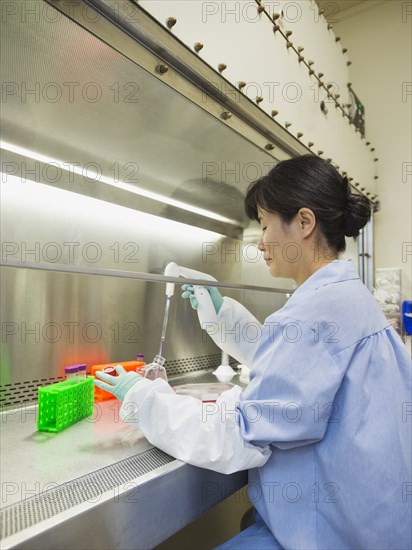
[335,0,412,297]
[140,0,376,191]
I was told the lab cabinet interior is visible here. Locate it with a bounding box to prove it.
[1,0,294,406]
[1,1,376,548]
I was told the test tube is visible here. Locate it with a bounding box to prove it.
[65,365,79,380]
[103,366,118,377]
[77,364,87,379]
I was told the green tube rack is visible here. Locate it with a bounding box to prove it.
[37,376,95,433]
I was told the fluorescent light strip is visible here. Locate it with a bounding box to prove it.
[0,141,240,225]
[1,173,223,242]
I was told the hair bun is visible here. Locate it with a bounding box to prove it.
[344,193,371,237]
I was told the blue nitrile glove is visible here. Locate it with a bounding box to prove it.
[181,285,223,314]
[94,365,142,401]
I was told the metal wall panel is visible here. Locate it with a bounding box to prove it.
[0,176,288,403]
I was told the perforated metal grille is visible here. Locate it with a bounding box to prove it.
[164,353,222,377]
[0,447,174,539]
[0,355,222,408]
[0,377,64,408]
[171,359,238,386]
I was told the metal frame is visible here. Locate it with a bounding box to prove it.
[0,259,292,294]
[358,217,374,290]
[46,0,308,161]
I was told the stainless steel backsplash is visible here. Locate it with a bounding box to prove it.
[0,179,290,405]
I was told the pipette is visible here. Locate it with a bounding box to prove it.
[140,271,175,381]
[159,294,172,358]
[139,293,170,381]
[140,294,172,381]
[144,262,233,381]
[153,262,218,368]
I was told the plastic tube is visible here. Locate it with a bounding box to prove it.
[77,364,87,379]
[65,365,79,380]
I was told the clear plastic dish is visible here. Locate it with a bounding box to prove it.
[173,382,234,402]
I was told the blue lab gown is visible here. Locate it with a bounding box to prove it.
[120,260,411,549]
[221,260,411,549]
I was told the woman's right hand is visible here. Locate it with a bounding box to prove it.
[181,285,223,314]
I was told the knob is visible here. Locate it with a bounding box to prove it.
[218,63,227,72]
[166,17,177,28]
[194,42,204,52]
[271,110,279,117]
[221,111,232,120]
[265,143,275,150]
[237,81,246,90]
[156,64,169,74]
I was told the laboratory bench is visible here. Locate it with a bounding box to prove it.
[0,370,248,550]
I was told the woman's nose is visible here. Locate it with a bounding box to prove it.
[258,238,266,252]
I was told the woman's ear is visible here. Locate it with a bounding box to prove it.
[297,208,316,237]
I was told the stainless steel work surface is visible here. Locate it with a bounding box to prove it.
[1,370,248,549]
[1,370,246,509]
[1,399,153,509]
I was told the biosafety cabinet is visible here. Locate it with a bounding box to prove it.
[1,1,377,548]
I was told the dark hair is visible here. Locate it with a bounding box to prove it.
[245,154,371,253]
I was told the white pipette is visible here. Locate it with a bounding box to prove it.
[162,262,236,379]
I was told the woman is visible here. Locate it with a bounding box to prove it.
[95,155,411,549]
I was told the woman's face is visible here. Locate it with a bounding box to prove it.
[257,207,303,280]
